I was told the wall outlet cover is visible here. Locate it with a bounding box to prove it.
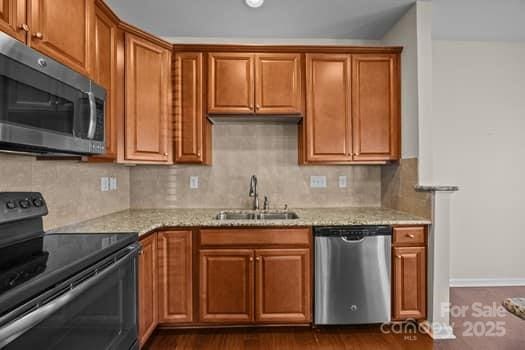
[109,177,117,191]
[100,177,109,192]
[190,176,199,189]
[310,176,327,188]
[338,175,347,188]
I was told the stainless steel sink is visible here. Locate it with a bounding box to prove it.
[215,211,299,220]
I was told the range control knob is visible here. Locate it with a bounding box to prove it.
[19,199,31,209]
[32,198,44,207]
[5,201,17,210]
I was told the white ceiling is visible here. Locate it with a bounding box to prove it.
[105,0,525,43]
[105,0,416,41]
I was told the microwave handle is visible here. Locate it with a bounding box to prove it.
[86,91,97,140]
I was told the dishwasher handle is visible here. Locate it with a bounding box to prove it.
[341,235,365,243]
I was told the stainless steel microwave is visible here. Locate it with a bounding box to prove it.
[0,32,106,155]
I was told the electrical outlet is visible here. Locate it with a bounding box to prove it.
[310,176,327,188]
[338,175,347,188]
[190,176,199,189]
[100,177,109,192]
[109,177,117,191]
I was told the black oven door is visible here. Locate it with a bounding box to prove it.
[0,245,138,350]
[0,32,105,155]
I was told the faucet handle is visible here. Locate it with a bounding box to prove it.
[284,204,288,211]
[263,196,269,210]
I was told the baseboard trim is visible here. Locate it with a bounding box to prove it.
[450,278,525,287]
[419,321,456,340]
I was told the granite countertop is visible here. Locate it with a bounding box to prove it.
[51,208,431,237]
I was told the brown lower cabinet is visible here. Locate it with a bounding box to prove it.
[255,249,311,323]
[199,249,254,323]
[157,230,193,323]
[137,225,427,346]
[198,228,312,324]
[138,233,157,348]
[392,226,427,321]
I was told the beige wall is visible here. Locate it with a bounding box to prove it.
[0,153,130,230]
[433,40,525,282]
[131,122,382,209]
[381,158,431,219]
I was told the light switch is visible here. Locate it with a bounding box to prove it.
[109,177,117,191]
[338,176,347,188]
[100,177,109,192]
[310,176,327,188]
[190,176,199,189]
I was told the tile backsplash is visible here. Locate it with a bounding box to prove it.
[130,122,382,209]
[381,158,431,219]
[0,153,130,230]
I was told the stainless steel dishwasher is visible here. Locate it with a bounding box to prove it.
[314,226,392,325]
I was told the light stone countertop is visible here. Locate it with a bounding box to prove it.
[50,208,431,237]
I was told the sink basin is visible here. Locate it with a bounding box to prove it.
[215,212,257,220]
[215,211,299,221]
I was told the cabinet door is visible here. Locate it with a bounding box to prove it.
[29,0,94,76]
[392,246,426,320]
[255,53,302,114]
[157,231,193,324]
[125,33,172,163]
[0,0,26,42]
[174,52,205,163]
[208,53,254,114]
[352,55,400,161]
[91,2,116,159]
[138,234,158,347]
[199,249,254,323]
[305,54,352,163]
[255,249,311,323]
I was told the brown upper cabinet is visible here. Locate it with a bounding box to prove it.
[122,32,172,164]
[208,52,254,114]
[0,0,26,42]
[0,0,95,76]
[174,52,211,164]
[91,0,117,160]
[301,53,400,164]
[352,55,400,161]
[304,54,352,163]
[208,52,302,115]
[255,53,302,114]
[28,0,95,77]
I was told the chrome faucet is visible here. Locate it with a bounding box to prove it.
[249,175,259,210]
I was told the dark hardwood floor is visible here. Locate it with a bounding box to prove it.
[145,287,525,350]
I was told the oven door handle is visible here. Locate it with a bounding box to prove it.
[0,244,140,348]
[86,91,97,140]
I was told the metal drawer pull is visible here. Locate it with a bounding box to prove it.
[406,234,415,239]
[33,32,44,39]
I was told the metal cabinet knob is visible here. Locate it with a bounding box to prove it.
[19,24,30,32]
[256,257,261,261]
[249,257,254,262]
[33,32,44,39]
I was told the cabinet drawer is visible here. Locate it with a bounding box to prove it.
[393,227,426,245]
[200,228,310,247]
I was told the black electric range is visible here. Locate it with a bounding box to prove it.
[0,192,139,350]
